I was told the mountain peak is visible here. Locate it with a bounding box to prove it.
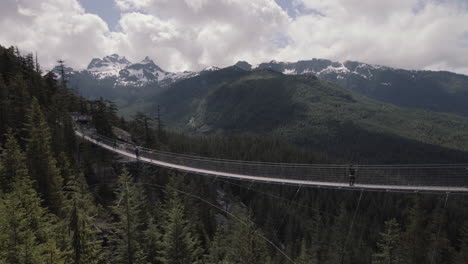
[87,54,131,70]
[141,56,155,65]
[202,66,221,72]
[234,61,252,71]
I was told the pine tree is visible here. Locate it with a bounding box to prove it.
[24,97,64,214]
[156,105,165,141]
[0,130,29,192]
[0,134,65,263]
[114,169,146,264]
[427,202,453,264]
[297,239,316,264]
[90,98,116,137]
[142,216,162,264]
[326,203,351,264]
[371,218,404,264]
[60,155,102,264]
[205,227,229,264]
[159,188,203,264]
[454,220,468,264]
[402,196,429,264]
[133,112,155,146]
[224,205,268,264]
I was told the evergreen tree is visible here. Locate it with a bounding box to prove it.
[205,227,229,264]
[113,169,146,264]
[454,220,468,264]
[142,216,162,264]
[0,130,29,192]
[159,188,203,264]
[326,204,351,264]
[133,112,155,146]
[402,196,429,264]
[371,218,404,264]
[90,98,117,137]
[427,203,453,264]
[61,155,102,264]
[0,134,65,263]
[297,239,316,264]
[224,205,268,264]
[24,98,64,214]
[6,74,30,134]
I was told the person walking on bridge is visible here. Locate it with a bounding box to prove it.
[348,165,357,186]
[134,145,140,159]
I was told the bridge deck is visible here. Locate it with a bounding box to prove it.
[75,130,468,194]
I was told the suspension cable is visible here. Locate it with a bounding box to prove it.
[339,189,364,264]
[429,192,450,264]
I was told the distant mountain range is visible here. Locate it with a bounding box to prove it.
[146,66,468,163]
[253,59,468,116]
[55,54,200,87]
[56,54,468,117]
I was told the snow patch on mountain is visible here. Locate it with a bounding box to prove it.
[283,68,296,75]
[202,66,221,72]
[78,54,201,87]
[87,54,131,80]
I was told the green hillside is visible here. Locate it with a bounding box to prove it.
[149,67,468,163]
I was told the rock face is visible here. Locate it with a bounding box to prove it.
[54,54,200,89]
[256,59,387,80]
[84,54,198,87]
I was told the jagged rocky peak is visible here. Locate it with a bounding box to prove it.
[202,66,221,72]
[234,61,252,71]
[141,56,155,64]
[127,56,165,73]
[87,53,131,70]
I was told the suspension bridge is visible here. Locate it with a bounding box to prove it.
[74,128,468,194]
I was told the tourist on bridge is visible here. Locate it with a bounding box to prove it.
[113,139,117,149]
[348,165,357,186]
[134,145,140,159]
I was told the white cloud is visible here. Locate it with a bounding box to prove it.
[277,0,468,74]
[0,0,114,70]
[112,0,290,71]
[0,0,467,75]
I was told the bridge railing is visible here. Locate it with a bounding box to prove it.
[77,127,468,189]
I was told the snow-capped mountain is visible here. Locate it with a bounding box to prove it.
[248,59,392,80]
[232,58,468,116]
[87,54,131,78]
[83,54,199,87]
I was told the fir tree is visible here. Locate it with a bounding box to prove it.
[326,203,351,264]
[454,220,468,264]
[113,169,146,264]
[0,130,29,192]
[133,112,155,146]
[0,134,65,263]
[61,154,102,264]
[371,218,404,264]
[297,239,316,264]
[159,188,203,264]
[403,196,429,264]
[142,216,162,264]
[205,227,229,264]
[24,97,64,214]
[427,202,453,264]
[224,205,268,264]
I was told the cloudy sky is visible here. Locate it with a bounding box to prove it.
[1,0,467,74]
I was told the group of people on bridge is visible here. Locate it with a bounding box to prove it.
[109,134,361,187]
[88,132,468,191]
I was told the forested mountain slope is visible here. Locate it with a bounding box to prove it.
[1,44,467,264]
[148,67,468,163]
[257,59,468,116]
